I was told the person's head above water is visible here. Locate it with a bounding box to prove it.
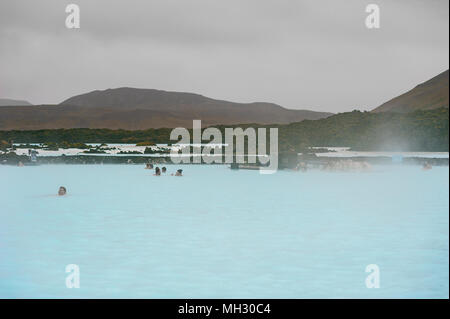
[58,186,67,196]
[175,169,183,176]
[154,167,161,175]
[162,167,167,173]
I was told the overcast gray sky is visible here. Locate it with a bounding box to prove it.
[0,0,448,112]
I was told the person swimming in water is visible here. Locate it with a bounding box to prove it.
[422,162,432,170]
[162,167,167,173]
[175,169,183,176]
[58,186,67,196]
[145,163,153,169]
[298,162,307,172]
[154,167,161,176]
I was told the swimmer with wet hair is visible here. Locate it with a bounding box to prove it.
[162,167,167,173]
[175,169,183,176]
[154,167,161,176]
[58,186,67,196]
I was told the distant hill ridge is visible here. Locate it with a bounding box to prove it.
[372,69,449,113]
[0,88,332,130]
[60,87,333,120]
[61,87,215,109]
[0,98,32,106]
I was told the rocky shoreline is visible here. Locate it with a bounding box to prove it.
[1,151,448,167]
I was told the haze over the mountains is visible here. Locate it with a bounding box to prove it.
[1,1,448,112]
[0,69,448,130]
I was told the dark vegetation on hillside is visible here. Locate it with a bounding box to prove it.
[1,108,448,152]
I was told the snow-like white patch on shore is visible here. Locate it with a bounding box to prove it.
[11,144,450,159]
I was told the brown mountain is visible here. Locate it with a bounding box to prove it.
[0,88,332,130]
[372,69,449,113]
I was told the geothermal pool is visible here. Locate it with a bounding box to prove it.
[0,164,448,298]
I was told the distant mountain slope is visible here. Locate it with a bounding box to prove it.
[0,88,332,130]
[60,88,212,110]
[0,98,32,106]
[372,70,449,113]
[60,87,332,123]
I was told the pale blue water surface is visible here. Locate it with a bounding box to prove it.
[0,164,448,298]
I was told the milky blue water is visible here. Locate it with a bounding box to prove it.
[0,164,448,298]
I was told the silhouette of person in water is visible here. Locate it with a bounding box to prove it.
[423,162,432,170]
[162,167,167,173]
[58,186,67,196]
[154,167,161,176]
[145,163,153,169]
[175,169,183,176]
[298,162,307,172]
